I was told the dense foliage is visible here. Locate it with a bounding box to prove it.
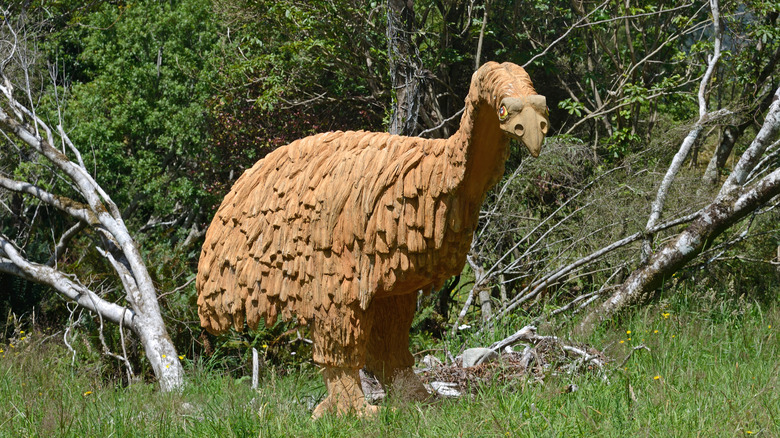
[1,0,779,381]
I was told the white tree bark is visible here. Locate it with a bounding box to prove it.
[467,254,492,323]
[580,167,780,331]
[719,88,780,195]
[483,211,698,329]
[0,32,183,390]
[0,237,135,328]
[641,0,725,263]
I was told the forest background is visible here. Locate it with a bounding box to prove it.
[0,0,779,434]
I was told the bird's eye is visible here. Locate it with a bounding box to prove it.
[498,105,508,121]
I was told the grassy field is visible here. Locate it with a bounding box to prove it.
[1,293,777,437]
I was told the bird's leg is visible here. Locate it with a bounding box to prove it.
[365,293,432,402]
[310,302,378,418]
[312,366,380,419]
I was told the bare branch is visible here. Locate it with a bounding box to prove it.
[522,0,611,69]
[619,344,651,368]
[745,139,780,184]
[641,0,726,262]
[92,288,135,383]
[476,165,627,286]
[474,0,489,70]
[57,124,86,170]
[0,234,136,328]
[418,108,464,138]
[720,86,780,194]
[0,174,97,224]
[46,221,87,267]
[579,3,694,27]
[63,304,80,367]
[580,166,780,333]
[488,211,700,326]
[697,0,723,119]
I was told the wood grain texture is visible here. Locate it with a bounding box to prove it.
[197,61,547,414]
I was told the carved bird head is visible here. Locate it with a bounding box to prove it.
[497,95,549,157]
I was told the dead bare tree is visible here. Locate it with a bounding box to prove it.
[579,83,780,332]
[0,8,183,391]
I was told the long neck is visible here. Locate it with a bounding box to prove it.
[448,83,510,203]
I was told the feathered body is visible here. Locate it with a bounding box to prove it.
[197,61,548,416]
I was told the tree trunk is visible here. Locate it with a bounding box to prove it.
[0,238,184,391]
[387,0,424,136]
[478,286,493,323]
[702,124,741,185]
[132,312,184,391]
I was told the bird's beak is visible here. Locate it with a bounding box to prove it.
[499,96,549,158]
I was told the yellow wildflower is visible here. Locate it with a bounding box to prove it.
[83,391,93,396]
[262,343,268,349]
[166,364,170,369]
[662,312,670,319]
[619,340,625,344]
[178,355,185,360]
[654,330,658,334]
[654,376,660,380]
[0,349,3,354]
[626,330,631,335]
[628,338,632,341]
[162,354,167,358]
[20,331,24,334]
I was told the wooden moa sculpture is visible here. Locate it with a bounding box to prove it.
[197,61,549,417]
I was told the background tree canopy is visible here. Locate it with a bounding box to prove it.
[1,0,778,379]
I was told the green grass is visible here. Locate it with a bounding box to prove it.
[1,297,778,437]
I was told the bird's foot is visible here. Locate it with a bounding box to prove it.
[312,366,380,419]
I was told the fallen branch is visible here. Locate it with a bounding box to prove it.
[562,344,605,368]
[485,211,700,328]
[488,325,537,352]
[487,325,608,383]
